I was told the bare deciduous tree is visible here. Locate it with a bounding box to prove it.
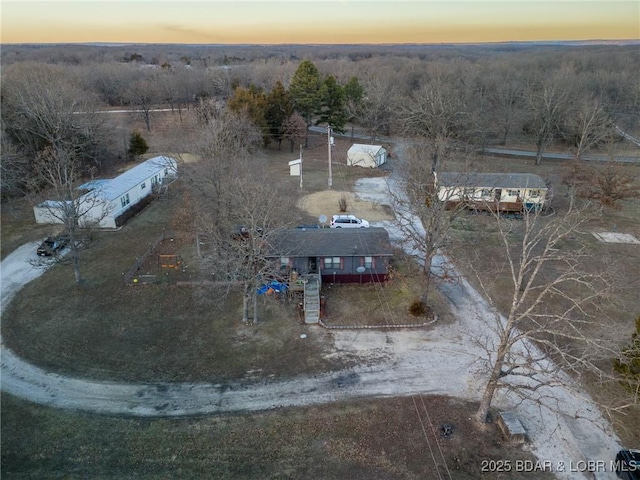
[125,77,160,131]
[186,108,296,323]
[470,200,614,423]
[1,62,112,173]
[29,147,108,284]
[282,113,307,153]
[560,95,614,160]
[389,141,466,311]
[400,74,470,172]
[562,161,640,209]
[200,177,295,323]
[359,72,397,143]
[486,68,523,146]
[523,74,570,166]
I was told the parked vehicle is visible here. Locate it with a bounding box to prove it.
[330,214,370,228]
[36,235,69,256]
[616,449,640,480]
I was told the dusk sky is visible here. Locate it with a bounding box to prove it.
[1,0,639,45]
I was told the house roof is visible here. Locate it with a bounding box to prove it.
[438,172,547,190]
[78,156,176,201]
[269,227,394,258]
[347,144,386,156]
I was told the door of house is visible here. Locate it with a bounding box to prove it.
[494,189,502,202]
[308,257,317,273]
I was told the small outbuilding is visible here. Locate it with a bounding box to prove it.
[34,156,177,229]
[436,172,548,213]
[347,144,387,168]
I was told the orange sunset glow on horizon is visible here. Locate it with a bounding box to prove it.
[1,0,639,45]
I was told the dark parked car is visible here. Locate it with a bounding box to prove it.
[616,449,640,480]
[37,235,69,256]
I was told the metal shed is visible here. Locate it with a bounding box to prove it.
[347,144,387,168]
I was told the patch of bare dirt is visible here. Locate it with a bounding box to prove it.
[297,190,394,223]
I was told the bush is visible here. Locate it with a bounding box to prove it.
[613,314,640,395]
[408,299,426,317]
[128,131,149,160]
[338,194,348,212]
[114,194,156,227]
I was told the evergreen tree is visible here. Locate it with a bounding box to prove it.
[265,81,293,150]
[227,84,269,146]
[289,60,322,130]
[316,75,346,133]
[343,76,366,139]
[127,131,149,160]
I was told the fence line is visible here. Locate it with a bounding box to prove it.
[318,315,437,330]
[123,230,166,285]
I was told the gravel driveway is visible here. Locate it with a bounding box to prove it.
[0,180,624,479]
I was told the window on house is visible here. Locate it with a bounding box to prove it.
[120,193,130,208]
[364,256,373,269]
[280,257,290,268]
[324,257,342,269]
[507,189,521,197]
[141,182,146,190]
[529,190,540,198]
[481,189,492,198]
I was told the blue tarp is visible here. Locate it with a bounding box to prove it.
[257,281,288,295]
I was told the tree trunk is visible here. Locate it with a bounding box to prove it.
[500,125,509,146]
[475,376,499,424]
[71,248,82,284]
[252,290,258,324]
[535,140,544,166]
[242,285,249,323]
[144,111,151,132]
[475,345,508,423]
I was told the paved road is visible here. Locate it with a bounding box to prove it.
[309,125,640,164]
[482,146,640,163]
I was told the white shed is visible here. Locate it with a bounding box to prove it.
[347,144,387,168]
[34,156,177,229]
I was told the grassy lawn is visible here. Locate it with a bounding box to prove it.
[1,197,58,260]
[1,189,345,383]
[445,177,640,446]
[2,111,638,477]
[321,250,452,327]
[1,393,551,480]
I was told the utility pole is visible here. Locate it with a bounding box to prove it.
[327,125,333,189]
[299,144,303,190]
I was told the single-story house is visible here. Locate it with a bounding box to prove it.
[347,144,388,168]
[436,172,548,212]
[269,227,394,284]
[34,156,177,229]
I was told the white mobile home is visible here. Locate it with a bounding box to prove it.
[347,144,387,168]
[436,172,548,213]
[34,156,177,229]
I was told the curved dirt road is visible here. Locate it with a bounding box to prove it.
[0,179,623,479]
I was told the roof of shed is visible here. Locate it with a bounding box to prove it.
[269,227,393,257]
[347,144,386,155]
[438,172,547,189]
[78,156,176,201]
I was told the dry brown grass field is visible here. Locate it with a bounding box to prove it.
[2,107,639,477]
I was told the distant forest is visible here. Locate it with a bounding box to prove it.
[2,41,638,197]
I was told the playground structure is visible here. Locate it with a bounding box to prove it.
[158,254,183,269]
[124,231,190,285]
